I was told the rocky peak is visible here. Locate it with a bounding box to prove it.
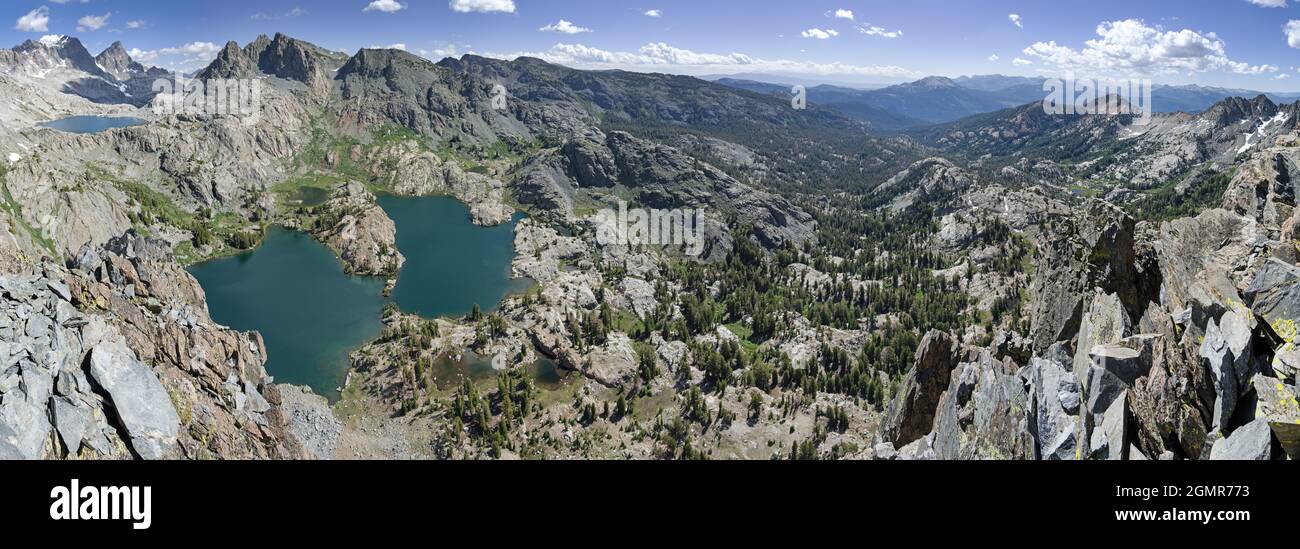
[196,40,255,80]
[243,34,272,64]
[8,35,111,79]
[95,41,138,80]
[1204,95,1279,128]
[255,33,349,93]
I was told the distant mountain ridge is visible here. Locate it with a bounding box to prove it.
[0,35,170,107]
[716,73,1300,130]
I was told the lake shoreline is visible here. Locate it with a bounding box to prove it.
[189,195,533,401]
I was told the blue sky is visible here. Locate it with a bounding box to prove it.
[5,0,1300,90]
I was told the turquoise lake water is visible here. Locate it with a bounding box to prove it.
[42,116,145,133]
[189,195,528,400]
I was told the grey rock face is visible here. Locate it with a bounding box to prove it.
[1029,357,1080,460]
[88,337,180,460]
[51,396,91,453]
[1200,319,1239,432]
[1089,392,1128,460]
[1209,418,1276,460]
[1252,376,1300,459]
[0,392,50,459]
[880,330,960,447]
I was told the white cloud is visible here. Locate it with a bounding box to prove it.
[801,28,838,40]
[858,24,902,39]
[479,42,917,79]
[449,0,516,13]
[369,43,406,51]
[833,9,854,20]
[1275,73,1291,79]
[1247,0,1287,7]
[253,7,307,20]
[128,41,224,69]
[988,54,1000,62]
[363,0,406,13]
[126,20,146,29]
[15,6,50,32]
[1287,20,1300,49]
[76,12,111,32]
[1012,57,1033,65]
[540,20,592,34]
[418,43,470,59]
[644,9,662,17]
[1022,19,1277,76]
[1009,14,1022,28]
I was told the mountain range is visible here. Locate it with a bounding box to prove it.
[1,32,1297,462]
[717,73,1300,131]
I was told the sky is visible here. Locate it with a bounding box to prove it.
[5,0,1300,91]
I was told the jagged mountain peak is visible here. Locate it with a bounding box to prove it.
[196,33,346,94]
[1203,94,1281,128]
[95,41,138,80]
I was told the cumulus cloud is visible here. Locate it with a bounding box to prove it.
[1012,57,1033,65]
[126,20,146,29]
[478,42,917,79]
[1287,20,1300,49]
[1009,14,1022,28]
[858,24,902,39]
[449,0,515,13]
[15,6,51,32]
[253,7,307,20]
[1022,19,1277,76]
[833,9,854,20]
[363,0,405,13]
[1247,0,1287,7]
[644,9,661,17]
[76,12,111,32]
[988,54,1000,62]
[801,28,838,39]
[540,20,592,34]
[128,41,224,69]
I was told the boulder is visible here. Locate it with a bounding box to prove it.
[880,330,960,447]
[1251,375,1300,459]
[1073,292,1132,381]
[0,392,50,459]
[87,337,180,460]
[1209,418,1276,460]
[1029,357,1079,460]
[1200,318,1238,432]
[1086,345,1140,415]
[1089,392,1128,460]
[51,396,90,454]
[1128,335,1214,459]
[1243,258,1300,330]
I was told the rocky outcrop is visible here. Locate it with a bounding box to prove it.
[1029,200,1160,352]
[517,129,817,258]
[880,330,961,447]
[310,182,404,277]
[4,231,322,460]
[931,351,1033,460]
[350,140,513,226]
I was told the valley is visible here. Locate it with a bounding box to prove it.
[0,29,1297,462]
